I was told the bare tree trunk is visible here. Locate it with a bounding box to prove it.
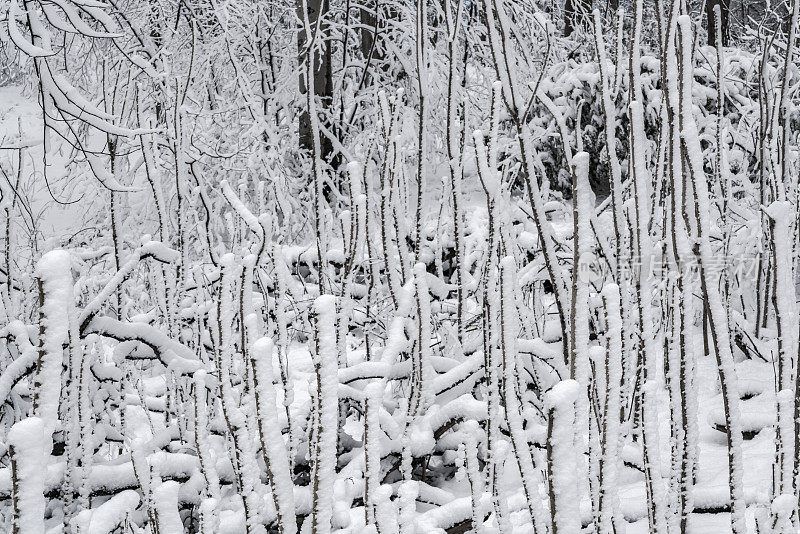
[564,0,592,36]
[360,0,379,62]
[298,0,333,164]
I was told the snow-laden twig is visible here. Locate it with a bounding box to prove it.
[310,295,339,534]
[8,417,48,534]
[251,337,296,534]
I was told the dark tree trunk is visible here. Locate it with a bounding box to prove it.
[148,0,166,124]
[360,0,378,61]
[298,0,333,163]
[707,0,730,46]
[564,0,592,36]
[359,0,384,86]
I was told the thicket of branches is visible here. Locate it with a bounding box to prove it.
[2,0,800,532]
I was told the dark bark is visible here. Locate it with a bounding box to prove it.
[564,0,591,36]
[707,0,730,46]
[298,0,333,163]
[147,0,167,124]
[360,0,378,62]
[358,0,385,89]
